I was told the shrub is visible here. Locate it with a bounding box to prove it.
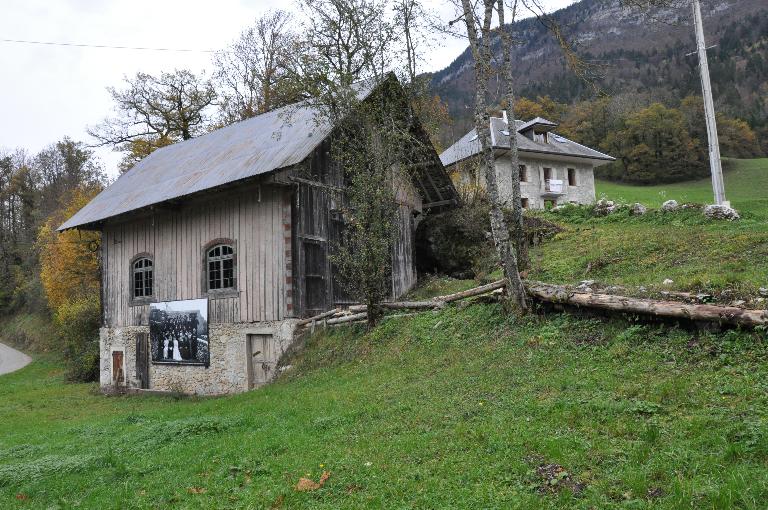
[54,296,101,382]
[415,200,562,278]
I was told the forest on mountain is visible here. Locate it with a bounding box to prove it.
[429,0,768,183]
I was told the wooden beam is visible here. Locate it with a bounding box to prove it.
[423,199,458,209]
[326,312,368,325]
[296,307,342,326]
[288,176,345,193]
[438,280,507,303]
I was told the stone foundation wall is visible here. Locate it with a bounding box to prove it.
[100,320,298,395]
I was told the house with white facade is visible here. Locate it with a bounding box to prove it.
[440,115,614,209]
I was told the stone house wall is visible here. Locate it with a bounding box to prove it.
[100,320,298,396]
[451,154,597,209]
[495,154,596,209]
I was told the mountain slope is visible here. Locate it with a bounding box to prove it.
[430,0,768,144]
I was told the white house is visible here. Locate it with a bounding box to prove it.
[440,115,614,209]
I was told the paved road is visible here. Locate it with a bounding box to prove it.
[0,342,32,376]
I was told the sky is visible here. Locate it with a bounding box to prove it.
[0,0,577,178]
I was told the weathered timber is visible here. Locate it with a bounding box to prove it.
[102,183,289,327]
[381,301,445,310]
[296,307,342,326]
[326,312,368,325]
[525,281,768,327]
[437,279,507,303]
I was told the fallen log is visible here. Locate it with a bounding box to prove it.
[326,312,368,325]
[296,308,342,327]
[525,281,768,327]
[380,301,445,310]
[437,279,506,303]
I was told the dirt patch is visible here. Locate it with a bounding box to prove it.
[532,463,586,496]
[647,487,665,499]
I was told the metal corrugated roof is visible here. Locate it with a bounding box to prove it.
[59,79,380,231]
[439,117,615,168]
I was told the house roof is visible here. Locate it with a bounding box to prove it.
[517,116,558,133]
[59,79,383,231]
[439,117,615,168]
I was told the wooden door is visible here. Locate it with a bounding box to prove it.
[135,333,149,389]
[112,351,124,385]
[302,240,328,316]
[246,334,275,389]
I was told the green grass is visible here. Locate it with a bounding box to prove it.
[526,158,768,299]
[2,306,768,509]
[595,158,768,219]
[2,159,767,508]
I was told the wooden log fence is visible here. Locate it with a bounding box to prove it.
[296,279,768,331]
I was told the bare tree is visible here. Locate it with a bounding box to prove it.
[496,0,528,270]
[298,0,395,92]
[213,10,299,123]
[296,0,439,327]
[459,0,528,311]
[89,69,216,171]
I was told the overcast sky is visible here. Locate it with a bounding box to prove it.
[0,0,577,177]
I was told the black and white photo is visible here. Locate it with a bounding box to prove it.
[149,299,209,365]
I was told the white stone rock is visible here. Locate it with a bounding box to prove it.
[759,287,768,297]
[630,203,647,215]
[661,200,679,212]
[594,199,621,216]
[663,279,674,285]
[704,204,740,221]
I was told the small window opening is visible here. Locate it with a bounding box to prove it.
[521,198,529,209]
[543,167,553,191]
[133,257,153,298]
[208,244,235,290]
[568,168,577,186]
[519,165,527,183]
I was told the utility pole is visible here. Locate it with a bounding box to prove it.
[692,0,727,206]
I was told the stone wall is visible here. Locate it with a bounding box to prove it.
[100,320,298,395]
[495,155,597,209]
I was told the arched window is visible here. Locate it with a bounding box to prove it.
[133,257,153,298]
[207,244,235,290]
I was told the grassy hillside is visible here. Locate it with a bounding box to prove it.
[2,305,768,509]
[1,159,766,509]
[595,158,768,218]
[524,158,768,300]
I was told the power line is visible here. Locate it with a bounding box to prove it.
[0,38,215,53]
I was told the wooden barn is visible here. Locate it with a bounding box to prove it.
[59,75,457,395]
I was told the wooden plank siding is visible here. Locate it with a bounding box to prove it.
[289,141,422,317]
[102,184,290,327]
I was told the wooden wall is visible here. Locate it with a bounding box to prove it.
[101,184,291,327]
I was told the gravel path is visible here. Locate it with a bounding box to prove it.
[0,342,32,376]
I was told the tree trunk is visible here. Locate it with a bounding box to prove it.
[460,0,528,312]
[497,0,529,270]
[525,281,768,327]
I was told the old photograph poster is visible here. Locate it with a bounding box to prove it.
[149,298,209,366]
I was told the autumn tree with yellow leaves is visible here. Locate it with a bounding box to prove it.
[38,186,103,381]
